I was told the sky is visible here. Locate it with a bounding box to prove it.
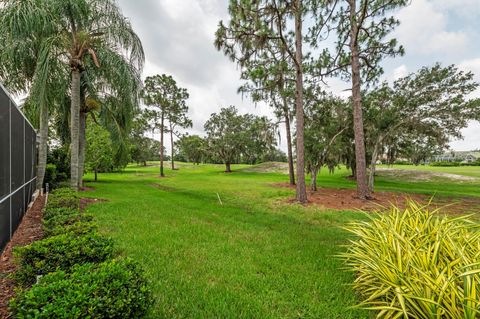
[117,0,480,154]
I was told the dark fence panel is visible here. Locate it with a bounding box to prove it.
[0,201,9,252]
[11,105,25,191]
[0,89,9,199]
[0,84,37,252]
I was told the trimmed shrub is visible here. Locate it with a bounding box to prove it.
[44,221,98,238]
[13,231,114,286]
[43,207,79,221]
[341,201,480,318]
[430,161,461,167]
[46,187,79,210]
[460,160,480,167]
[43,212,93,235]
[10,258,152,319]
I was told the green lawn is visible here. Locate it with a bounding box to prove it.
[81,163,480,318]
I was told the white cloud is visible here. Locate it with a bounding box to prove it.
[459,58,480,79]
[449,122,480,151]
[427,31,469,53]
[458,58,480,98]
[392,65,408,81]
[395,0,469,56]
[431,0,480,20]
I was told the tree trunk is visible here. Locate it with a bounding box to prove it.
[160,113,165,177]
[368,142,380,192]
[350,153,357,178]
[349,0,370,200]
[294,0,307,204]
[36,101,48,190]
[310,168,318,192]
[283,99,295,186]
[279,67,295,186]
[77,111,86,189]
[94,169,97,182]
[225,162,231,173]
[170,123,175,170]
[70,69,81,191]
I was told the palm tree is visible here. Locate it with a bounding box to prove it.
[52,0,144,189]
[76,49,143,186]
[0,2,70,191]
[0,0,144,190]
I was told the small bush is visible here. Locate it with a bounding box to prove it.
[13,231,114,286]
[393,160,411,165]
[46,187,79,210]
[43,212,93,234]
[341,201,480,318]
[43,207,78,221]
[10,258,152,319]
[44,221,98,238]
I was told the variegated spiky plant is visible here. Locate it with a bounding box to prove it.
[341,201,480,319]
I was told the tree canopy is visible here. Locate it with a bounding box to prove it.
[204,106,277,172]
[141,74,190,177]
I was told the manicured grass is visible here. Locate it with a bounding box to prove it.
[81,162,480,318]
[82,163,370,318]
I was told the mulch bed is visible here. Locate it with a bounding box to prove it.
[276,183,480,214]
[79,186,108,211]
[0,195,45,319]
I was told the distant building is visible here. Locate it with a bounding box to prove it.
[432,151,480,163]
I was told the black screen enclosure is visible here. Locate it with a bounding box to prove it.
[0,83,37,253]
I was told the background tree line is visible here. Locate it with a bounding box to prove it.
[1,0,479,199]
[214,0,480,202]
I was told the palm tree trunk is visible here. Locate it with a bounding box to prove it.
[294,0,307,204]
[170,123,175,170]
[36,102,48,190]
[77,111,86,189]
[70,69,81,190]
[160,113,165,177]
[349,0,370,200]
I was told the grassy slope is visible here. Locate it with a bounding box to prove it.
[82,163,480,318]
[374,164,480,198]
[383,164,480,178]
